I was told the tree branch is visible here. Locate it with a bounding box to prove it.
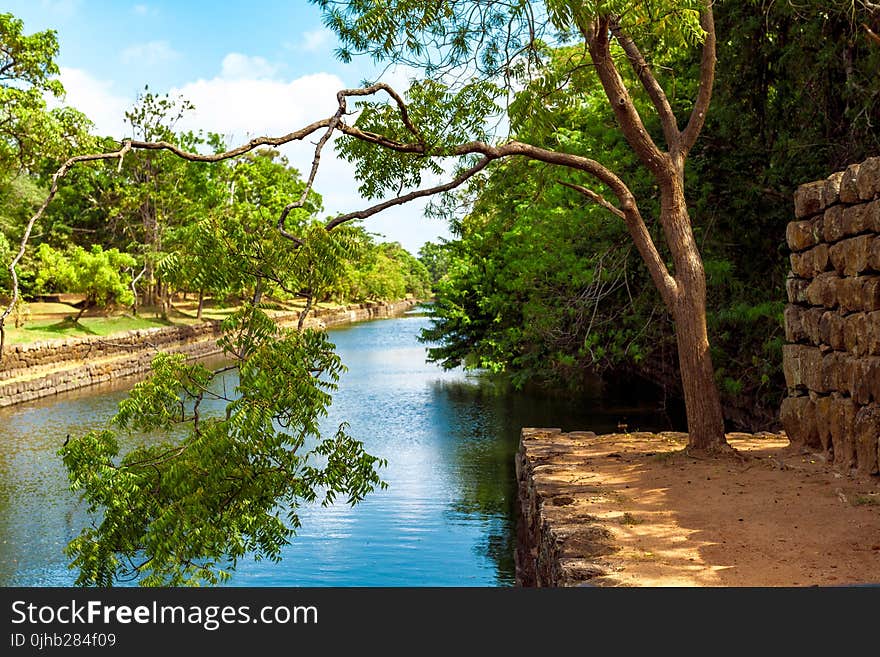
[582,16,668,177]
[557,180,625,219]
[558,180,677,307]
[680,7,717,157]
[609,19,680,150]
[325,157,491,230]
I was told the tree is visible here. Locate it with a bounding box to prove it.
[62,306,385,585]
[417,241,451,290]
[315,0,727,451]
[34,243,136,322]
[5,1,729,452]
[0,12,92,175]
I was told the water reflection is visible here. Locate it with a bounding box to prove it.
[0,309,676,586]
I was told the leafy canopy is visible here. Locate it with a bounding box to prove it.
[62,305,387,586]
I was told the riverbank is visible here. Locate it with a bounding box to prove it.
[0,299,419,408]
[516,428,880,586]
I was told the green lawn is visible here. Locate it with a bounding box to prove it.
[5,298,347,345]
[4,297,382,346]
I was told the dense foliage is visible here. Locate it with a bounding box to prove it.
[423,1,880,430]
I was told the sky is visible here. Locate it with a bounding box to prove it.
[6,0,451,255]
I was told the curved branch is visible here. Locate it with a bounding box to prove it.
[582,16,668,177]
[680,7,717,157]
[325,157,491,230]
[558,180,625,219]
[276,82,425,243]
[609,19,680,150]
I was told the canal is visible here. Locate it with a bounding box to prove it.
[0,308,675,586]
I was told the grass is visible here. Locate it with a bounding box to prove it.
[7,314,182,344]
[852,494,879,507]
[5,295,401,346]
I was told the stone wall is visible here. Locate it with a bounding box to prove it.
[781,156,880,475]
[0,299,418,408]
[515,428,617,586]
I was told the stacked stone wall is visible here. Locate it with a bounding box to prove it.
[781,156,880,474]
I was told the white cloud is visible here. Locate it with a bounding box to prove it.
[120,40,179,66]
[55,66,132,139]
[50,57,449,253]
[300,28,332,53]
[171,65,449,252]
[131,4,155,16]
[219,53,279,80]
[40,0,80,18]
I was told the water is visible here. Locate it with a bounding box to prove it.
[0,309,675,586]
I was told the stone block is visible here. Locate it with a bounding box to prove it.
[867,357,880,404]
[867,199,880,232]
[786,218,822,252]
[819,351,846,393]
[842,203,870,236]
[824,171,844,208]
[790,243,829,278]
[829,234,873,276]
[843,312,867,356]
[822,205,846,242]
[839,277,865,313]
[802,307,824,345]
[839,163,862,204]
[786,275,810,304]
[829,395,856,469]
[813,394,834,452]
[818,310,846,351]
[856,156,880,201]
[795,180,827,218]
[784,305,806,343]
[862,276,880,311]
[805,272,841,309]
[783,343,823,391]
[866,311,880,356]
[853,404,880,474]
[870,236,880,272]
[780,395,820,448]
[846,357,878,405]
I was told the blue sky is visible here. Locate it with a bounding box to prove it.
[6,0,450,254]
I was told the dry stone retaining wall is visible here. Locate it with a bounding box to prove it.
[0,299,417,408]
[781,156,880,474]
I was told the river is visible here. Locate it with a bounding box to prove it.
[0,308,676,586]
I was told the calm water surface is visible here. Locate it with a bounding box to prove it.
[0,309,674,586]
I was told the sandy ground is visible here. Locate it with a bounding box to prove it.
[526,431,880,586]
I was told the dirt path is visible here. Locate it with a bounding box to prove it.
[520,430,880,586]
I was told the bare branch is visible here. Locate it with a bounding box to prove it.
[558,180,625,219]
[325,157,491,230]
[865,23,880,46]
[609,19,680,150]
[557,180,676,307]
[582,16,668,177]
[680,7,717,157]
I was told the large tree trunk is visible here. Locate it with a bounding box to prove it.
[672,286,726,450]
[661,174,727,451]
